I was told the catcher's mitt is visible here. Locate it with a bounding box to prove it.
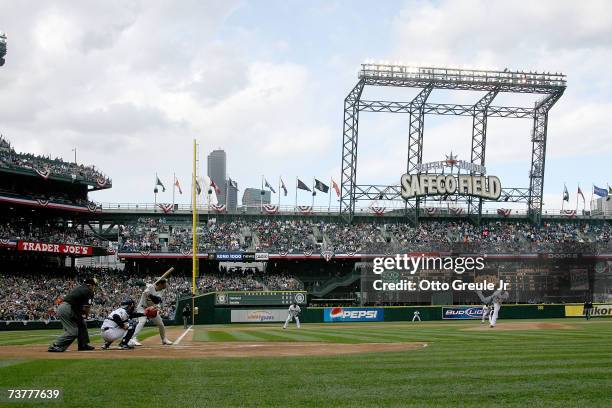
[144,306,158,318]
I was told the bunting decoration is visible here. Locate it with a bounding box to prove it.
[303,249,313,257]
[262,204,279,214]
[36,199,49,207]
[140,250,151,256]
[345,248,356,256]
[106,247,116,255]
[297,205,313,214]
[449,207,465,215]
[371,206,386,216]
[561,209,577,218]
[278,250,288,257]
[96,176,108,188]
[158,203,174,214]
[497,208,511,217]
[35,167,51,180]
[321,250,334,262]
[87,202,100,213]
[425,207,439,216]
[181,248,192,256]
[211,204,227,213]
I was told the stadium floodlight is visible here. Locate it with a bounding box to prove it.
[0,31,6,67]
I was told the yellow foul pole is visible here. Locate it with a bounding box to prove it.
[192,139,198,295]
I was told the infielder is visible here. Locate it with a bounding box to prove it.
[100,299,144,350]
[481,304,491,324]
[477,289,509,328]
[130,277,173,345]
[412,310,421,322]
[283,302,301,329]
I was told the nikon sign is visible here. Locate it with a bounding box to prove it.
[401,174,501,200]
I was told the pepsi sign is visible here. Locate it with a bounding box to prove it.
[442,306,484,320]
[324,307,384,322]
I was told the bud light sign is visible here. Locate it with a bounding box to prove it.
[324,307,384,322]
[442,306,484,320]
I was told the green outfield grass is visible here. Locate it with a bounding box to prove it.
[1,319,611,407]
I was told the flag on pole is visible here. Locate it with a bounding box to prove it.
[280,178,288,196]
[314,179,329,193]
[195,179,202,195]
[155,176,166,192]
[331,179,340,197]
[264,178,276,193]
[593,185,607,198]
[174,178,182,194]
[577,186,585,203]
[608,186,612,201]
[297,179,311,192]
[228,178,239,191]
[563,184,569,202]
[210,179,221,194]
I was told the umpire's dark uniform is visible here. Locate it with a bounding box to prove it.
[48,278,97,352]
[182,304,192,329]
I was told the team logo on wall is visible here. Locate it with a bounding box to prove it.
[294,293,306,304]
[401,153,501,201]
[217,294,228,304]
[321,250,334,262]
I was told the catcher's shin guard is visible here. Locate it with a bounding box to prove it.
[121,320,137,345]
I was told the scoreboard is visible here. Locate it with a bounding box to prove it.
[215,291,307,306]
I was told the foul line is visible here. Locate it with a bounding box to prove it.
[174,325,193,346]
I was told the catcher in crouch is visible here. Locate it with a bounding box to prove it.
[130,277,173,346]
[100,299,146,350]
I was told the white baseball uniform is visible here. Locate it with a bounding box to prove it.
[101,307,131,343]
[477,289,509,327]
[481,305,491,323]
[283,304,301,329]
[133,283,168,342]
[412,311,421,322]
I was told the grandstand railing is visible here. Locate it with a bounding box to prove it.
[98,202,611,219]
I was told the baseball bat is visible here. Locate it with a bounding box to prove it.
[155,267,175,285]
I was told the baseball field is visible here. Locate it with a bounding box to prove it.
[0,319,611,407]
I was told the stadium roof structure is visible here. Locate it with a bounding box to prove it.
[340,63,567,225]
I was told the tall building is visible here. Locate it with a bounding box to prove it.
[226,179,238,211]
[242,188,271,207]
[207,149,226,205]
[594,197,612,216]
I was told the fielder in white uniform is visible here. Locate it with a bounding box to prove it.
[131,278,173,345]
[477,289,510,328]
[481,304,491,324]
[412,310,421,322]
[100,299,144,350]
[283,303,301,329]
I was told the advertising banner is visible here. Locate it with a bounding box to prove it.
[324,307,384,322]
[565,304,612,317]
[230,309,287,323]
[17,241,93,256]
[255,252,269,261]
[442,306,484,319]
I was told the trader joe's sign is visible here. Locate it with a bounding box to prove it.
[18,241,93,256]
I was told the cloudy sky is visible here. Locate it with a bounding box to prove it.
[0,0,610,211]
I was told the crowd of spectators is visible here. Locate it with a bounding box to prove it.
[0,267,302,322]
[118,217,611,254]
[0,136,111,186]
[0,221,106,247]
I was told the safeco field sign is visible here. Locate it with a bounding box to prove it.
[324,307,384,322]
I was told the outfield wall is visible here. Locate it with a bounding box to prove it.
[175,293,610,325]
